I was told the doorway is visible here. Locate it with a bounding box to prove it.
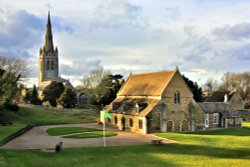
[122,117,126,131]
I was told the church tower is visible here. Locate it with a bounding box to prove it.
[38,12,59,90]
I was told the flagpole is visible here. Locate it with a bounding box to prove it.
[103,111,106,147]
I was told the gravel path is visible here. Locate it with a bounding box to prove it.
[0,123,177,150]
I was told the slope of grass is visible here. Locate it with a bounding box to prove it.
[46,127,100,136]
[0,106,99,142]
[0,123,26,141]
[2,106,99,125]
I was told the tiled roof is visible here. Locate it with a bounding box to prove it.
[205,91,234,102]
[108,97,160,117]
[117,70,177,96]
[198,102,241,118]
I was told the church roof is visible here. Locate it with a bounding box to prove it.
[117,70,177,97]
[205,90,234,102]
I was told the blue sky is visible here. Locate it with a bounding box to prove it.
[1,0,250,87]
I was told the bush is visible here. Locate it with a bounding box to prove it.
[4,103,19,111]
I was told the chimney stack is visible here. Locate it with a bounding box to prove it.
[224,94,228,103]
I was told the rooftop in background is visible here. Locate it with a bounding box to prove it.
[205,91,234,102]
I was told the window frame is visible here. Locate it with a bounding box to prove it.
[174,91,180,104]
[138,119,143,129]
[213,113,219,124]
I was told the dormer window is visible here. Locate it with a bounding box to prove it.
[174,91,180,104]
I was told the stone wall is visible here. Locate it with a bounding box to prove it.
[161,71,204,132]
[109,113,143,133]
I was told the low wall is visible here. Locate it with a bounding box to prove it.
[238,109,250,121]
[0,124,34,146]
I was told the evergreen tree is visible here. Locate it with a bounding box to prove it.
[30,85,41,105]
[95,74,124,106]
[57,88,77,108]
[182,75,203,102]
[42,81,65,107]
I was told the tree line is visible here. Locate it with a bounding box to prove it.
[1,55,249,110]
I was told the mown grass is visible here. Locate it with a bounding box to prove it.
[63,131,117,139]
[243,122,250,127]
[46,127,100,136]
[46,127,116,139]
[7,107,99,125]
[0,124,249,167]
[0,106,99,142]
[0,123,26,141]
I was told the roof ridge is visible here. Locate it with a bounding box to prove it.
[131,70,176,76]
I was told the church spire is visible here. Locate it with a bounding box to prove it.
[44,11,54,52]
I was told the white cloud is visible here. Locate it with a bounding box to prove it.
[1,0,250,88]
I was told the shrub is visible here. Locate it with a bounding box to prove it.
[4,103,19,111]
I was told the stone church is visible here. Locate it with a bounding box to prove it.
[103,68,205,134]
[102,68,242,134]
[38,12,73,92]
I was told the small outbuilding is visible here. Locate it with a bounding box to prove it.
[198,102,242,128]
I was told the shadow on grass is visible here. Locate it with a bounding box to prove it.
[0,144,249,167]
[0,146,178,167]
[184,127,250,136]
[157,143,250,159]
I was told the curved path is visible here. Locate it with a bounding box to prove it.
[0,123,177,149]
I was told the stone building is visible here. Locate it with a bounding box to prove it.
[103,68,204,134]
[199,102,242,128]
[205,90,244,110]
[38,12,73,92]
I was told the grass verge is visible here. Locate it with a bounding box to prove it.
[46,127,100,136]
[63,131,117,138]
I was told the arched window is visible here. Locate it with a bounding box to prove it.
[46,60,50,70]
[174,91,180,104]
[51,61,54,70]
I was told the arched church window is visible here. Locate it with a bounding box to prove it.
[174,91,180,104]
[51,61,54,70]
[47,60,50,70]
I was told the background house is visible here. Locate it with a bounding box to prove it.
[199,102,242,128]
[205,90,244,110]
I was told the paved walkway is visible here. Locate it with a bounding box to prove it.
[0,123,177,150]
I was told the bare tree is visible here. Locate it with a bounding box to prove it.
[80,66,111,90]
[203,78,218,92]
[0,56,28,79]
[0,56,27,107]
[219,72,250,100]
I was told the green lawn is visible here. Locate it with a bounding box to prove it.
[0,106,99,142]
[63,131,117,138]
[7,107,99,125]
[0,124,249,166]
[46,127,100,136]
[0,123,26,141]
[243,122,250,127]
[46,127,116,139]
